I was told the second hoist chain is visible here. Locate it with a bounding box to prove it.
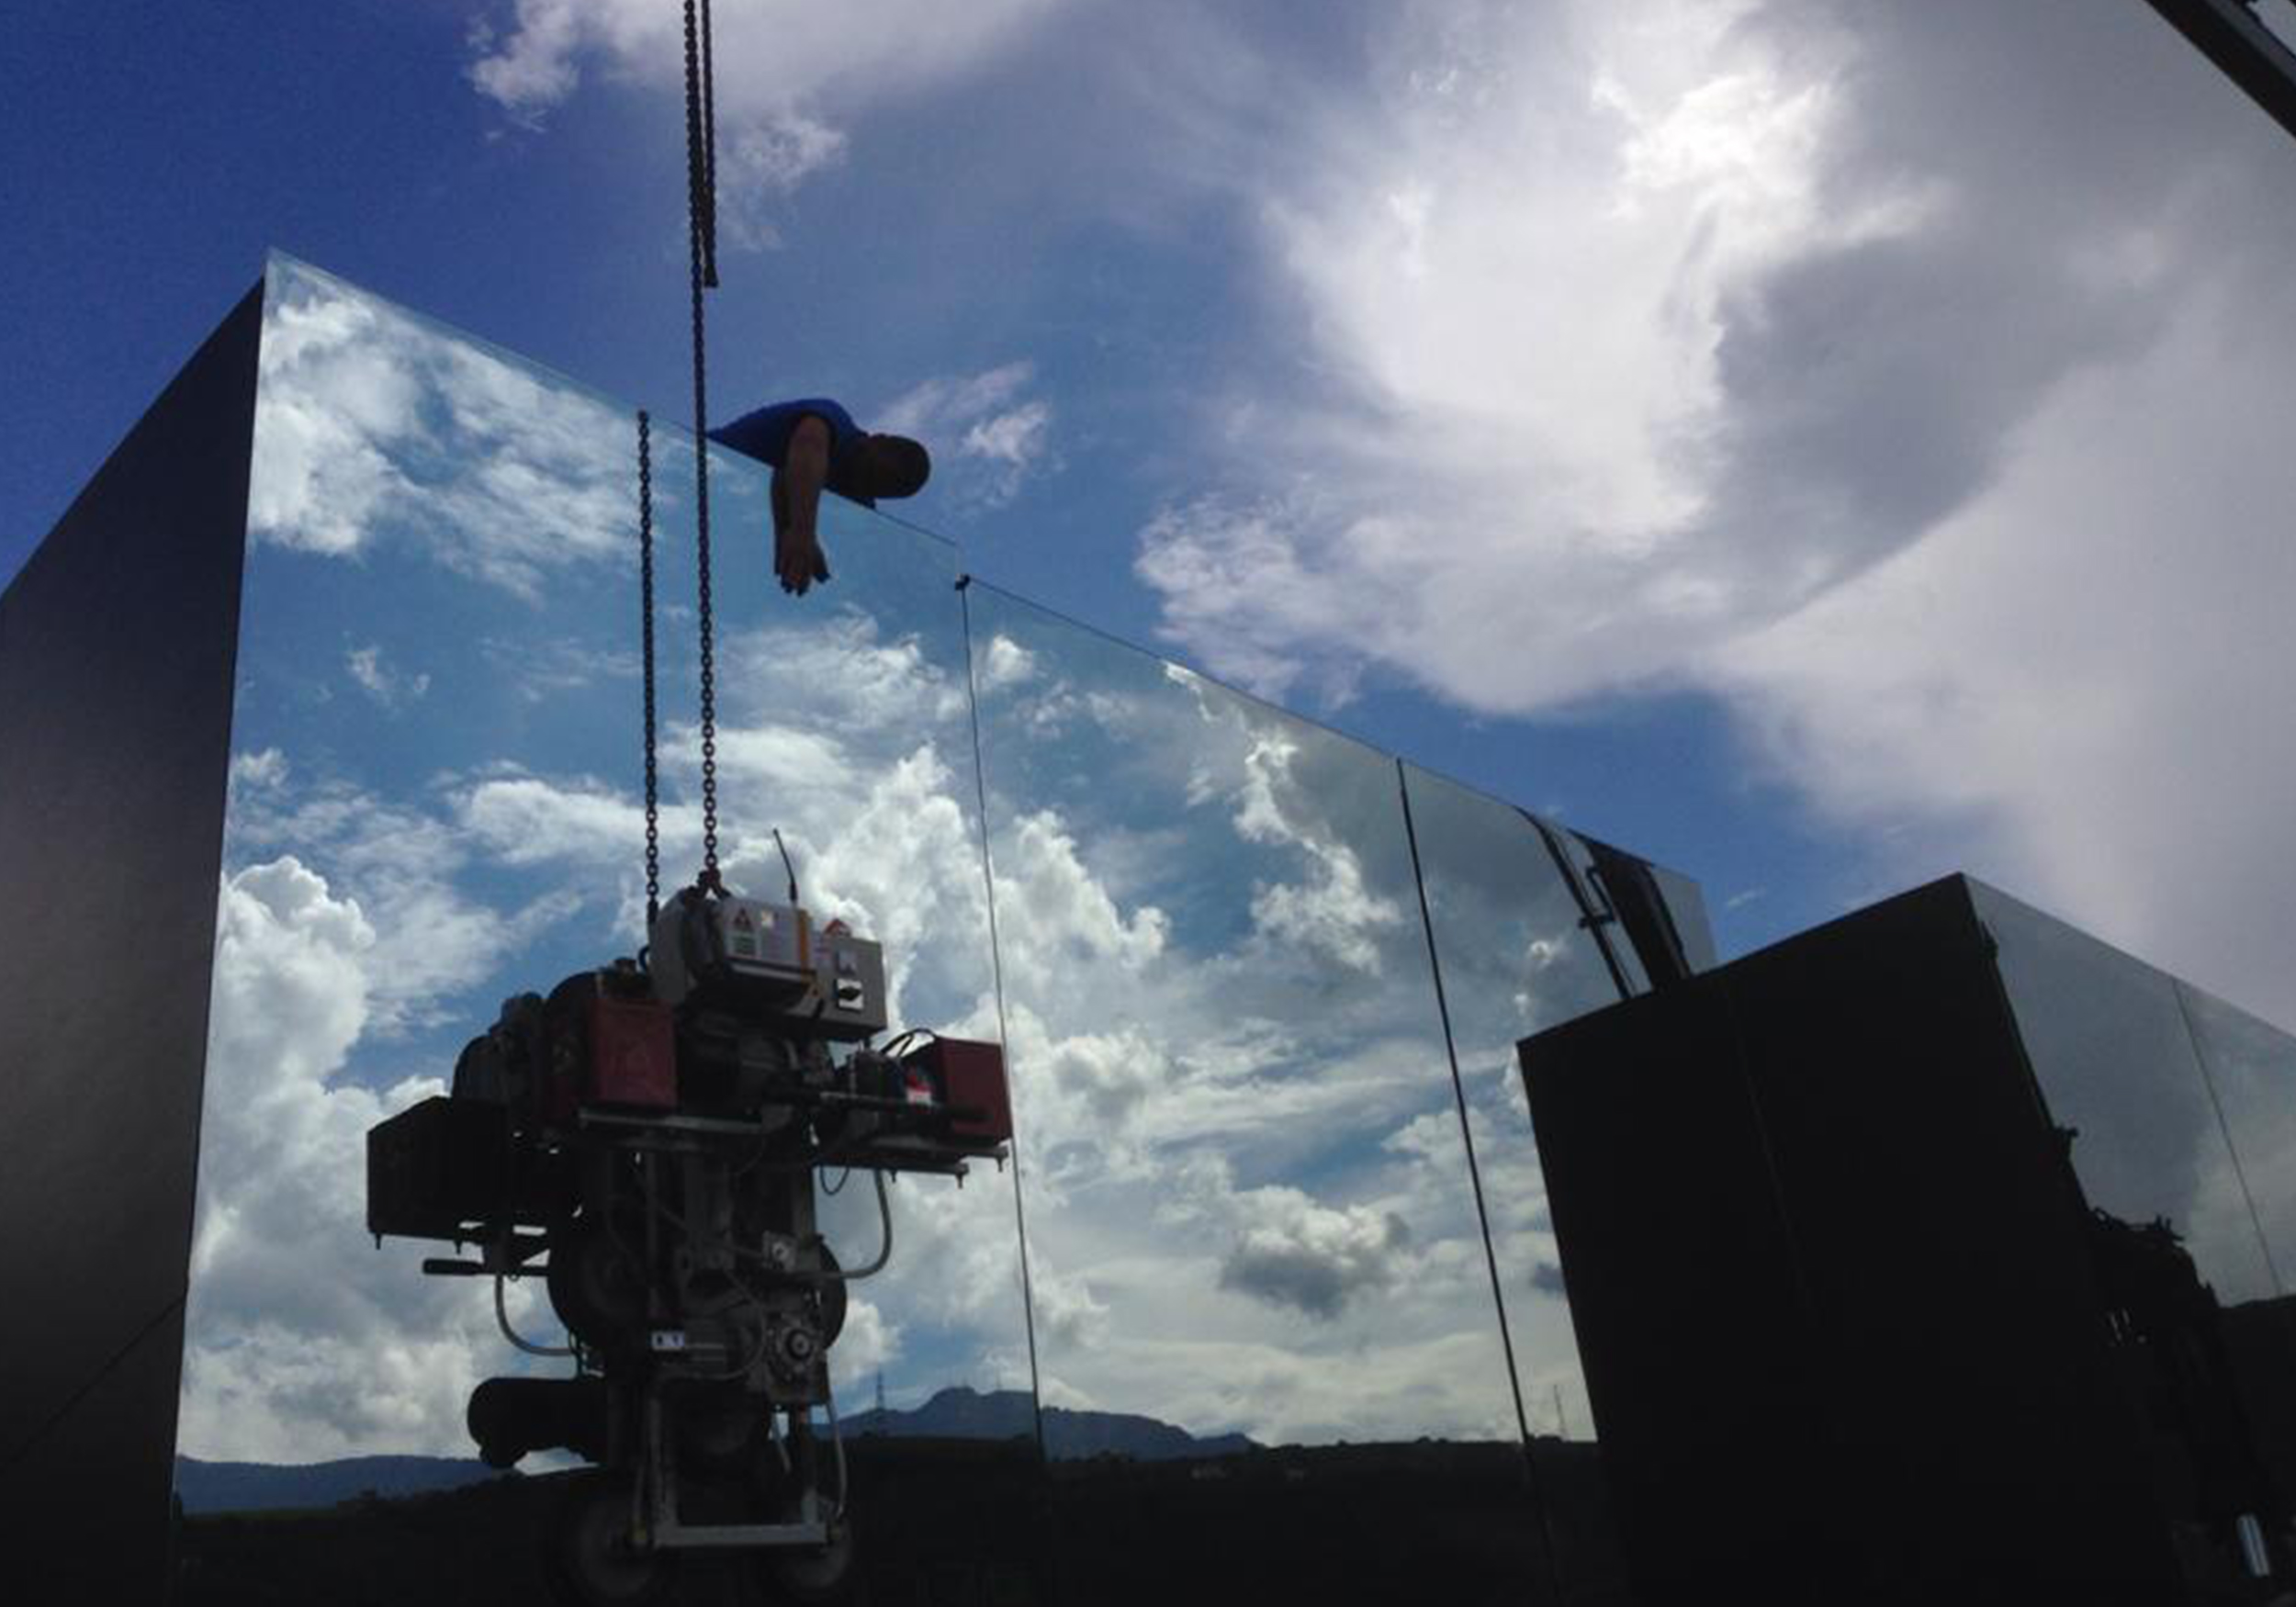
[637,410,660,931]
[681,0,721,883]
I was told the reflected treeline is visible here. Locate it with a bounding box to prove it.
[2079,1152,2295,1592]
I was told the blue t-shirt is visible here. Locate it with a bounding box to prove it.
[708,399,874,507]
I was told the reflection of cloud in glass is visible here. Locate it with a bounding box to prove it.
[970,587,1525,1446]
[186,255,1667,1467]
[1976,883,2277,1307]
[186,261,1026,1459]
[248,257,629,597]
[2172,982,2296,1299]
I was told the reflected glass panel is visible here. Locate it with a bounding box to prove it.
[963,584,1520,1449]
[1973,883,2275,1304]
[182,256,1022,1495]
[1559,830,1648,995]
[1648,862,1718,973]
[2176,982,2296,1295]
[1400,765,1625,1442]
[1401,763,1632,1594]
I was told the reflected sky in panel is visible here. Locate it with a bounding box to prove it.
[966,585,1519,1447]
[1975,883,2276,1306]
[1401,764,1626,1440]
[183,256,1026,1460]
[183,257,1703,1467]
[2176,982,2296,1299]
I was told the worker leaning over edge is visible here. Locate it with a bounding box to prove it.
[708,399,932,597]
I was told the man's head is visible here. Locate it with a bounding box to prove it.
[855,433,931,501]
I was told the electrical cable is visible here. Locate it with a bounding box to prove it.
[812,1168,893,1282]
[494,1275,578,1359]
[825,1387,849,1523]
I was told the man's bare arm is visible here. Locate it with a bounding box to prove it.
[773,414,833,595]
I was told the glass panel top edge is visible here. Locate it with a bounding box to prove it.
[263,251,1694,881]
[261,251,959,560]
[1969,876,2293,1035]
[964,571,1670,872]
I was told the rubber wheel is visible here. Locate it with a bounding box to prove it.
[672,1386,764,1482]
[548,1208,647,1348]
[542,1472,673,1607]
[759,1516,856,1605]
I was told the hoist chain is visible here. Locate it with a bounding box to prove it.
[681,0,721,883]
[699,0,719,289]
[637,410,661,932]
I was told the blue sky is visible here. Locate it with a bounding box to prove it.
[12,2,2291,999]
[14,0,2296,1464]
[6,0,1899,963]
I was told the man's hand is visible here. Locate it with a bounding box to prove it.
[775,523,831,595]
[771,413,835,596]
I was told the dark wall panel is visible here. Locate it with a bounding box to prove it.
[16,1302,188,1605]
[1523,876,2184,1603]
[0,282,259,1558]
[1722,878,2171,1601]
[1524,972,1840,1590]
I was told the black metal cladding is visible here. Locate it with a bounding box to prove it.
[1515,874,2292,1603]
[0,283,261,1602]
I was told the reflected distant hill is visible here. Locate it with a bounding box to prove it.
[173,1454,507,1513]
[842,1386,1260,1459]
[173,1388,1255,1513]
[174,1434,1617,1606]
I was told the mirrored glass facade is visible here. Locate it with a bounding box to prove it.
[1974,883,2279,1306]
[964,584,1519,1452]
[191,258,1035,1465]
[129,255,1724,1599]
[22,253,2296,1605]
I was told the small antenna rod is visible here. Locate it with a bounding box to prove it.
[772,827,800,905]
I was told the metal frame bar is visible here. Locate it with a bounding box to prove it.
[2144,0,2296,141]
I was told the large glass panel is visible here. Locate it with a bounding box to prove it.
[2174,979,2296,1522]
[183,256,1025,1503]
[1400,764,1624,1439]
[964,585,1548,1590]
[1647,861,1718,973]
[2177,981,2296,1294]
[1972,883,2275,1305]
[1401,763,1634,1596]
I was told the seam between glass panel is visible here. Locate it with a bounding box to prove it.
[959,579,1050,1465]
[1398,760,1565,1602]
[2,1292,185,1470]
[1526,809,1635,1000]
[2173,978,2286,1296]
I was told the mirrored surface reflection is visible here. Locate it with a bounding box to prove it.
[1553,830,1649,995]
[1400,765,1626,1445]
[182,255,1026,1480]
[962,580,1554,1593]
[1401,765,1634,1599]
[1973,884,2276,1305]
[1643,861,1717,974]
[2176,982,2296,1296]
[961,583,1524,1448]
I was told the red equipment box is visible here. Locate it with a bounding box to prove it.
[915,1038,1012,1147]
[588,993,677,1108]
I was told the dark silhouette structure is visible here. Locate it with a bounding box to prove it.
[1522,875,2296,1604]
[0,286,261,1606]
